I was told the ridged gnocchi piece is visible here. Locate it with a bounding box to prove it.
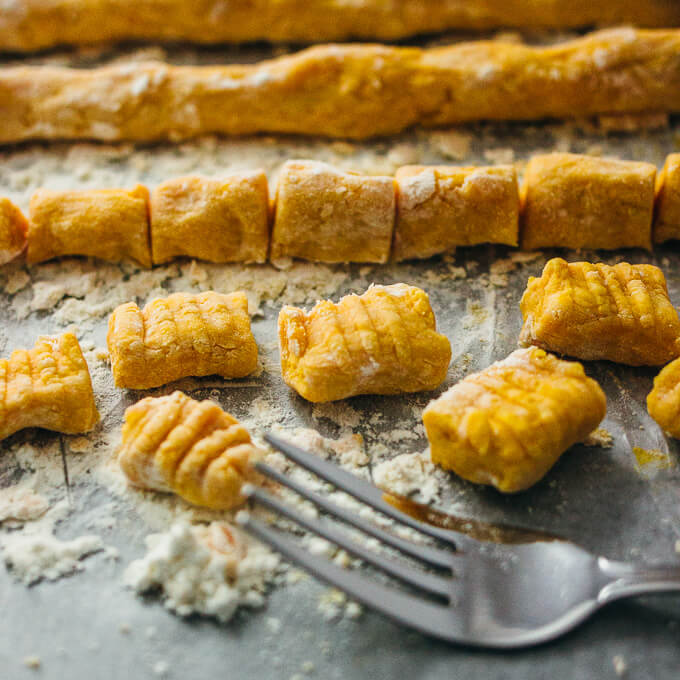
[107,291,258,390]
[270,160,395,264]
[279,283,451,403]
[423,347,606,493]
[150,171,270,265]
[119,391,260,509]
[0,333,99,441]
[0,198,28,265]
[654,153,680,244]
[520,153,656,250]
[27,185,151,267]
[647,358,680,438]
[393,164,519,261]
[520,258,680,366]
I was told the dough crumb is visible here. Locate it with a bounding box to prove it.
[23,656,41,670]
[612,655,628,676]
[318,588,360,621]
[582,428,614,448]
[429,130,472,160]
[153,661,170,677]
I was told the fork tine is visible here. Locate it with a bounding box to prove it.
[246,485,453,599]
[255,461,454,569]
[264,432,458,546]
[238,511,462,643]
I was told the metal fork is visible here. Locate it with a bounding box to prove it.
[237,433,680,649]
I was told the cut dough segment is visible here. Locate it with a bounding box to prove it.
[0,333,99,441]
[519,258,680,366]
[119,391,260,509]
[654,154,680,244]
[271,160,395,263]
[0,198,28,265]
[2,2,679,51]
[647,358,680,438]
[150,172,270,264]
[423,347,606,493]
[27,185,151,267]
[520,153,656,251]
[279,283,451,403]
[107,291,258,390]
[3,30,680,143]
[393,164,519,261]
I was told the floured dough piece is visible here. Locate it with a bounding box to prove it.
[150,172,270,264]
[520,258,680,366]
[2,1,679,51]
[0,198,28,265]
[3,30,680,143]
[393,165,519,261]
[647,358,680,438]
[654,154,680,244]
[279,284,451,403]
[119,391,260,509]
[271,160,395,264]
[520,153,656,251]
[423,347,606,493]
[27,185,151,267]
[0,333,99,441]
[107,291,258,390]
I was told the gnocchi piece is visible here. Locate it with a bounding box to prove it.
[520,153,656,251]
[107,291,258,390]
[279,283,451,403]
[119,391,260,509]
[423,347,606,493]
[0,333,99,441]
[393,165,519,261]
[0,198,28,265]
[27,185,151,267]
[654,153,680,244]
[647,357,680,438]
[150,171,270,265]
[270,160,395,263]
[519,258,680,366]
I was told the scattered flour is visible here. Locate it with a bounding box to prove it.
[124,522,279,623]
[2,531,104,585]
[0,487,49,523]
[373,451,442,504]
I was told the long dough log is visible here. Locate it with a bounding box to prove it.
[2,29,680,143]
[2,1,679,52]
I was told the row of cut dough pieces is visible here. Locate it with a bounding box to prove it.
[0,283,450,509]
[3,153,680,270]
[5,268,680,508]
[3,1,680,51]
[0,289,604,505]
[3,29,680,143]
[0,283,449,437]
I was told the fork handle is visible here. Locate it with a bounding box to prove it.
[599,557,680,602]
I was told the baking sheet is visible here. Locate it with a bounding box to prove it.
[1,41,680,680]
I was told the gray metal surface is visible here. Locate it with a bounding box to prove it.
[0,38,679,676]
